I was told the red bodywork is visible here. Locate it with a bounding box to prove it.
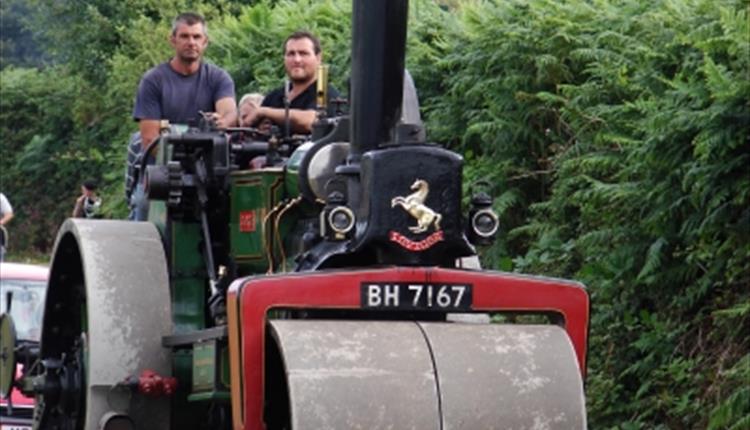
[227,267,589,430]
[0,262,48,428]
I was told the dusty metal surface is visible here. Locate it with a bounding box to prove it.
[269,320,441,430]
[0,313,16,398]
[62,219,172,429]
[421,323,586,430]
[270,320,585,430]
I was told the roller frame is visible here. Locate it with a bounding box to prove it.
[227,266,589,430]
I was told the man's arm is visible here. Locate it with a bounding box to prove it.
[0,213,12,226]
[139,119,161,151]
[72,196,85,218]
[0,194,13,226]
[134,71,163,150]
[256,106,317,134]
[213,96,238,129]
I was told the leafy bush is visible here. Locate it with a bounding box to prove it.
[427,0,748,426]
[1,66,88,251]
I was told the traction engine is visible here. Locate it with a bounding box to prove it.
[0,1,589,429]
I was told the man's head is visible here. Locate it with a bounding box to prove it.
[283,31,322,85]
[170,12,208,64]
[82,180,97,197]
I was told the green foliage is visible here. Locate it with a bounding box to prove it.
[427,0,748,426]
[0,66,86,251]
[708,304,750,429]
[21,0,249,81]
[0,0,48,68]
[709,350,750,429]
[416,0,748,426]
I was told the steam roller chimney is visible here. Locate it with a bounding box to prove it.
[349,0,408,157]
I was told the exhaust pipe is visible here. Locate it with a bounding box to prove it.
[349,0,409,156]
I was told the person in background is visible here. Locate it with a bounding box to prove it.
[238,92,265,127]
[72,180,102,219]
[0,192,14,262]
[129,11,238,220]
[243,31,339,134]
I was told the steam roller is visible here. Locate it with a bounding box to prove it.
[26,222,588,430]
[0,0,590,429]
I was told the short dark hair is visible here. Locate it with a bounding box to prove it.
[284,31,321,55]
[172,12,206,36]
[83,179,98,191]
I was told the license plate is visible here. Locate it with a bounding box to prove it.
[361,282,472,310]
[2,425,32,430]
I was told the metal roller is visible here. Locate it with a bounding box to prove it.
[268,320,441,429]
[268,320,585,430]
[39,219,172,429]
[420,323,586,430]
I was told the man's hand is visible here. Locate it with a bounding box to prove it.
[208,112,234,129]
[239,102,261,127]
[252,106,317,134]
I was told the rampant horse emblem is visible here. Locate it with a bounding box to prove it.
[391,179,442,234]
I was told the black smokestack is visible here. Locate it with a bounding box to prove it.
[350,0,408,156]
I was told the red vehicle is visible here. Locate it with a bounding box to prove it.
[0,262,48,430]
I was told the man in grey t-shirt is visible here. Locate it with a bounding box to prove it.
[133,11,237,147]
[129,12,237,220]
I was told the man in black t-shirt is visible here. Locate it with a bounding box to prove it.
[244,31,339,134]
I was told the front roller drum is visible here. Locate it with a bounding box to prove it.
[267,320,585,430]
[267,321,441,429]
[422,322,586,429]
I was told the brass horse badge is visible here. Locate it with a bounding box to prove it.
[391,179,442,233]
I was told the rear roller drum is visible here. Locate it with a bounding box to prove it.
[35,219,173,430]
